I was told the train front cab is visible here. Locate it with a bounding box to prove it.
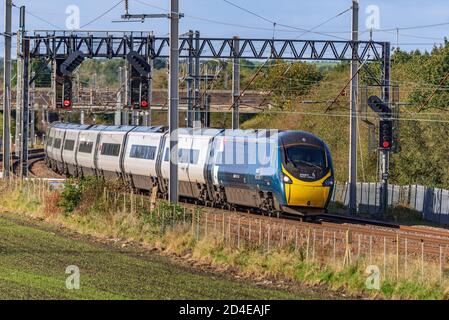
[279,131,334,216]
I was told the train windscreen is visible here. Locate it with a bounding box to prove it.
[283,144,328,181]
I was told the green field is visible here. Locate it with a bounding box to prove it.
[0,213,323,300]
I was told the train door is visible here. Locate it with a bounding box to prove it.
[177,133,194,197]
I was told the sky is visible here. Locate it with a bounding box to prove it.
[1,0,449,54]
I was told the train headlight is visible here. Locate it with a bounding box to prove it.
[282,173,293,184]
[322,176,334,187]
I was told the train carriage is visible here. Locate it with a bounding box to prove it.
[160,128,223,201]
[95,126,135,180]
[122,126,166,191]
[75,125,108,177]
[48,124,66,173]
[60,123,91,176]
[46,123,334,217]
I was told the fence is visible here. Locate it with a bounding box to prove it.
[331,182,449,224]
[1,177,449,289]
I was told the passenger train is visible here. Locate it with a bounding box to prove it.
[45,122,334,216]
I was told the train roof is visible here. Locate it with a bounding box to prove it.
[131,126,167,133]
[279,130,325,147]
[178,128,224,137]
[48,123,326,147]
[50,122,91,130]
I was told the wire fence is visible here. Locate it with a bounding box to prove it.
[2,176,449,287]
[331,181,449,223]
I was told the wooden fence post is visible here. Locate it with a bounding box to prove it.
[396,233,400,281]
[343,229,352,267]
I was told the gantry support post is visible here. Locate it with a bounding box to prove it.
[186,30,194,127]
[348,0,359,215]
[193,31,201,128]
[2,0,12,178]
[380,42,391,217]
[168,0,180,203]
[20,37,30,178]
[232,36,240,130]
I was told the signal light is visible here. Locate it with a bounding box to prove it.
[140,79,150,109]
[379,120,393,150]
[60,51,85,76]
[126,51,151,77]
[62,77,73,109]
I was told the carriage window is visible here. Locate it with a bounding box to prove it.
[101,143,121,157]
[53,138,62,149]
[163,148,199,164]
[178,148,200,164]
[130,145,157,160]
[47,137,53,148]
[78,141,93,154]
[64,139,75,151]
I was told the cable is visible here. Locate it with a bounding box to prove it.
[229,56,273,110]
[132,0,348,37]
[220,0,349,40]
[12,3,63,30]
[419,69,449,112]
[256,63,293,108]
[375,21,449,33]
[221,0,274,25]
[80,0,124,29]
[325,56,370,113]
[295,7,352,39]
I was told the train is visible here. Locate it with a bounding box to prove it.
[45,122,334,216]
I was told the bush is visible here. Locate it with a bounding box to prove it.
[58,177,105,215]
[58,179,82,215]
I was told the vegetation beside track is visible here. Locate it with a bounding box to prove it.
[1,177,449,299]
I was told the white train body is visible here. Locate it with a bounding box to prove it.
[45,122,335,216]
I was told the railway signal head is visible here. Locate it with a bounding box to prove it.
[126,51,151,77]
[60,51,85,76]
[140,100,149,108]
[62,78,73,109]
[368,95,392,117]
[140,79,150,109]
[379,120,393,150]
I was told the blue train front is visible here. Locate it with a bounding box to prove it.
[45,124,334,216]
[213,130,334,216]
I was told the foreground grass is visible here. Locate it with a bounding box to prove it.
[1,178,448,300]
[0,213,321,300]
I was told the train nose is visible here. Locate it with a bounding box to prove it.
[286,184,330,208]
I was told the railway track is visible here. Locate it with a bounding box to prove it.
[8,149,46,176]
[176,198,449,258]
[36,155,449,254]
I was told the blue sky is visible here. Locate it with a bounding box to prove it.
[1,0,449,53]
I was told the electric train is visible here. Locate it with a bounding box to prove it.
[45,122,334,216]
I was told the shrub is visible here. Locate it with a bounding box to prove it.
[58,177,105,215]
[58,179,82,215]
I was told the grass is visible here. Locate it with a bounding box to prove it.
[1,178,448,300]
[0,213,324,300]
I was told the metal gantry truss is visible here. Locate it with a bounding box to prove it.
[27,31,388,61]
[18,30,392,216]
